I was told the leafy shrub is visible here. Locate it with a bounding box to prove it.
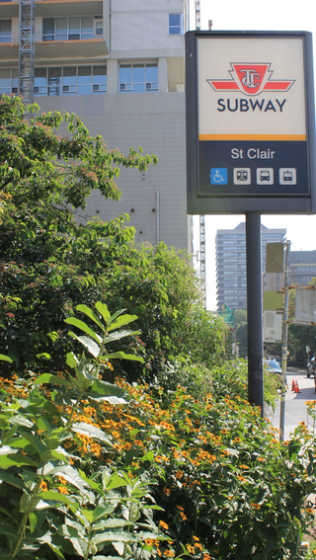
[0,303,167,559]
[1,339,316,560]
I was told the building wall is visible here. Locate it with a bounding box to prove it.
[35,90,187,251]
[0,0,189,253]
[289,251,316,285]
[216,223,287,310]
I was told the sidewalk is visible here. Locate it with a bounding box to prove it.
[268,371,316,439]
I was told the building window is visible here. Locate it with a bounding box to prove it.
[42,17,102,41]
[34,66,107,96]
[0,68,18,94]
[119,64,158,93]
[0,19,11,42]
[169,14,183,35]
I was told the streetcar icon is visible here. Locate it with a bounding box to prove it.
[237,170,248,182]
[283,170,293,182]
[279,168,297,185]
[233,168,251,185]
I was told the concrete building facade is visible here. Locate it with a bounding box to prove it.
[0,0,190,251]
[216,222,287,311]
[289,251,316,286]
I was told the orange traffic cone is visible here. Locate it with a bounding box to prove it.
[294,381,300,393]
[291,379,295,391]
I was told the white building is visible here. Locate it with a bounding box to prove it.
[0,0,190,251]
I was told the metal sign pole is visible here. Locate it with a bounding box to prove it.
[280,240,291,441]
[246,212,264,416]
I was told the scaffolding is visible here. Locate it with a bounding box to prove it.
[194,0,206,307]
[19,0,36,105]
[195,0,201,30]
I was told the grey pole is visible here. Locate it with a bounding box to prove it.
[246,213,264,416]
[279,240,291,441]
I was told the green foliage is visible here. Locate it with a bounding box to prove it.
[0,95,228,381]
[234,309,247,359]
[0,304,164,560]
[0,309,315,560]
[210,358,281,411]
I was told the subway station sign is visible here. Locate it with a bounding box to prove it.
[186,31,316,214]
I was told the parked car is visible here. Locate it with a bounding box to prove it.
[307,357,315,378]
[268,359,282,375]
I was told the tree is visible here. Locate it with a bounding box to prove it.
[0,95,157,372]
[0,95,227,379]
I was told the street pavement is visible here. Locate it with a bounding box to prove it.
[268,371,316,439]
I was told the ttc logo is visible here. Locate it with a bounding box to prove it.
[207,63,295,96]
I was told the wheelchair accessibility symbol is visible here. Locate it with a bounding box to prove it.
[210,168,228,185]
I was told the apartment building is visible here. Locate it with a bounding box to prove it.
[0,0,190,250]
[216,222,287,311]
[289,251,316,285]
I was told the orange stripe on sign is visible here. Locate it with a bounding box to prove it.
[199,134,306,141]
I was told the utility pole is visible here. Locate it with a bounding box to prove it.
[279,240,291,441]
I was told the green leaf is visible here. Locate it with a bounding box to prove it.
[100,351,144,363]
[19,431,47,456]
[34,374,72,388]
[76,304,105,331]
[71,422,113,445]
[89,378,125,397]
[50,465,90,491]
[36,353,51,360]
[0,470,25,490]
[38,491,79,511]
[92,531,136,545]
[95,301,111,324]
[64,317,102,344]
[9,415,34,428]
[29,512,37,533]
[0,453,38,470]
[107,314,138,332]
[104,329,141,344]
[106,474,128,491]
[0,354,13,363]
[69,334,100,358]
[66,352,79,369]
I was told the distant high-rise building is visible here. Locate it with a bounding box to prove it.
[216,222,287,311]
[289,251,316,285]
[0,0,190,251]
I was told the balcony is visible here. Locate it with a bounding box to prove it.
[0,2,18,17]
[36,0,102,18]
[36,37,108,59]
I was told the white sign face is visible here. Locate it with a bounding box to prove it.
[295,288,316,323]
[197,37,306,138]
[264,311,283,342]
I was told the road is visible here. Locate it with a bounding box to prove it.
[268,371,316,439]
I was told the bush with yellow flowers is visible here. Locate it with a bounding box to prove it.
[1,302,316,560]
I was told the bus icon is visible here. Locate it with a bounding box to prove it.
[260,170,270,182]
[256,168,274,185]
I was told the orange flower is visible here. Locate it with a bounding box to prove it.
[164,551,175,557]
[39,480,48,491]
[58,486,69,495]
[159,521,169,530]
[250,503,260,510]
